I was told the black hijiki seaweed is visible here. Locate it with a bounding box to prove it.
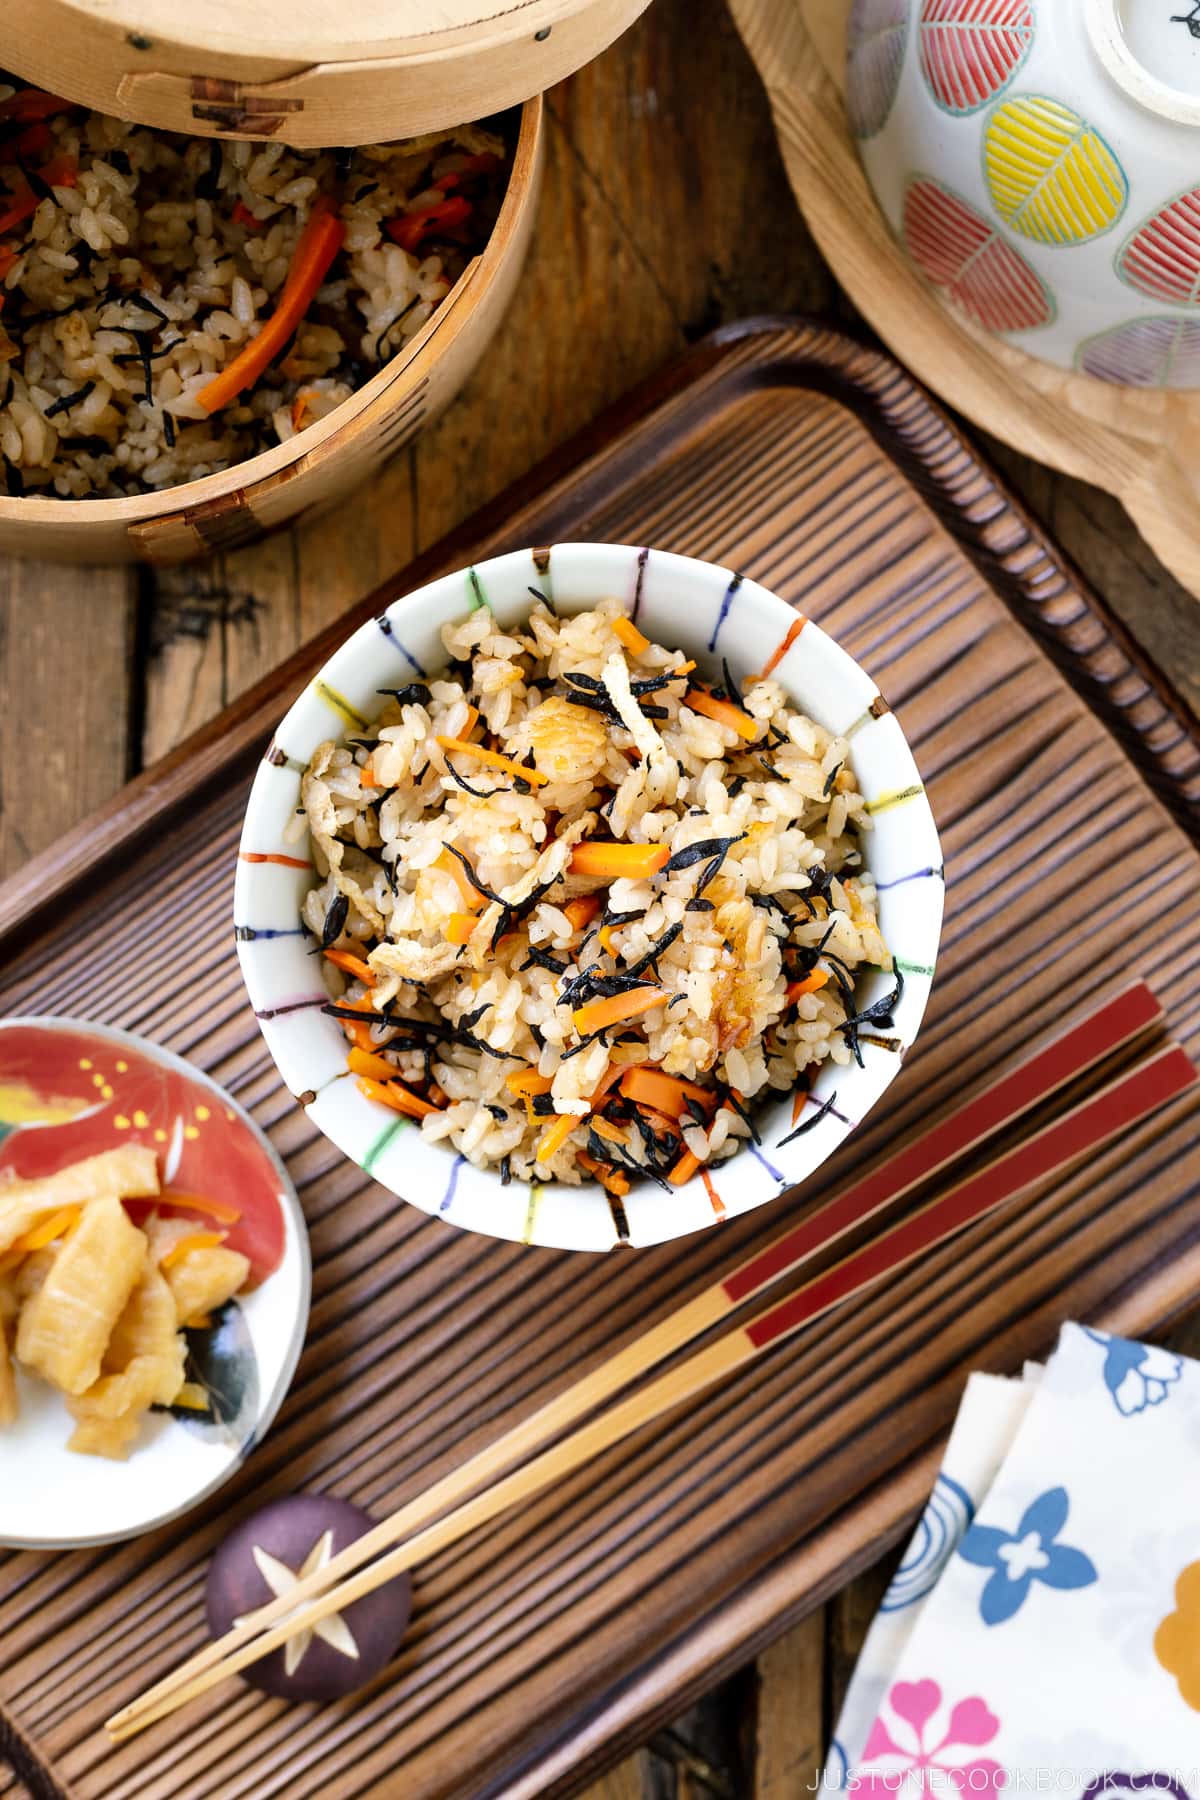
[373,295,422,361]
[823,761,844,798]
[521,946,567,976]
[378,682,433,707]
[776,1088,839,1148]
[43,380,95,419]
[319,893,350,950]
[444,759,495,799]
[724,1088,762,1145]
[440,842,504,908]
[660,834,745,876]
[196,140,223,199]
[499,1155,512,1186]
[836,968,904,1069]
[622,922,682,981]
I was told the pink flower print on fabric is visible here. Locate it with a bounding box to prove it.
[858,1678,1005,1794]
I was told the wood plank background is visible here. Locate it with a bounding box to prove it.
[1,1,1199,1793]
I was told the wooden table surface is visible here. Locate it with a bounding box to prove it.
[2,1,1199,1793]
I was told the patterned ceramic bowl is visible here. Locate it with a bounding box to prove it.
[849,0,1200,386]
[236,545,942,1253]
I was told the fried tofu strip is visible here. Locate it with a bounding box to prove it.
[165,1246,251,1328]
[67,1263,186,1458]
[16,1193,147,1395]
[0,1146,158,1253]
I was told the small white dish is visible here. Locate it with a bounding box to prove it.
[236,543,943,1253]
[0,1016,310,1549]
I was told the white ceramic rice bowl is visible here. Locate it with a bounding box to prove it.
[236,544,943,1253]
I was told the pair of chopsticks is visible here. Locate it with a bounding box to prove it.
[108,980,1194,1742]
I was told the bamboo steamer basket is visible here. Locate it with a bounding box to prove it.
[0,0,652,562]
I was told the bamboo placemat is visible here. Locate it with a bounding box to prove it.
[1,320,1199,1800]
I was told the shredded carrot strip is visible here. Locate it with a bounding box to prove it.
[172,1382,211,1412]
[436,849,487,911]
[619,1066,714,1119]
[785,968,831,1004]
[0,89,75,122]
[160,1190,243,1225]
[161,1230,226,1270]
[536,1113,577,1163]
[590,1117,628,1146]
[588,1061,626,1106]
[612,616,650,655]
[0,155,78,234]
[792,1088,809,1126]
[506,1070,554,1097]
[445,911,478,945]
[669,1149,701,1186]
[348,1046,409,1085]
[356,1075,439,1120]
[323,948,376,986]
[197,198,345,413]
[684,688,759,741]
[359,758,376,786]
[578,1149,630,1195]
[598,925,618,956]
[563,895,603,932]
[461,705,479,740]
[675,660,697,676]
[336,993,378,1052]
[573,986,670,1037]
[435,737,549,787]
[12,1205,80,1253]
[569,842,671,880]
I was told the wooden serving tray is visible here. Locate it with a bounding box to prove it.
[2,319,1200,1800]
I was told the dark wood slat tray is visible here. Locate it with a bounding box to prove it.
[2,319,1199,1800]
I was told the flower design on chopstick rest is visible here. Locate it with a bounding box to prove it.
[847,0,912,139]
[856,1678,1004,1793]
[1082,1327,1183,1417]
[918,0,1036,116]
[958,1486,1097,1625]
[881,1473,975,1612]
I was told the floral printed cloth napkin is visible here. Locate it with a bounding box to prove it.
[828,1322,1200,1795]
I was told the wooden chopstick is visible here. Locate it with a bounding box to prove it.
[107,980,1161,1738]
[107,1034,1194,1741]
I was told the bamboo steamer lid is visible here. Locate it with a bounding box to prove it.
[0,0,651,146]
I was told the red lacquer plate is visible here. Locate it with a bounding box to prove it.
[0,1017,310,1549]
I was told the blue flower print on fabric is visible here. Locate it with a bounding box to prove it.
[959,1486,1097,1626]
[1082,1327,1183,1417]
[881,1473,975,1613]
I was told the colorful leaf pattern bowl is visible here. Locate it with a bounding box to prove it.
[236,543,943,1255]
[0,1018,310,1549]
[848,0,1200,386]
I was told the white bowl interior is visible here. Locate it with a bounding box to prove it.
[236,544,943,1252]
